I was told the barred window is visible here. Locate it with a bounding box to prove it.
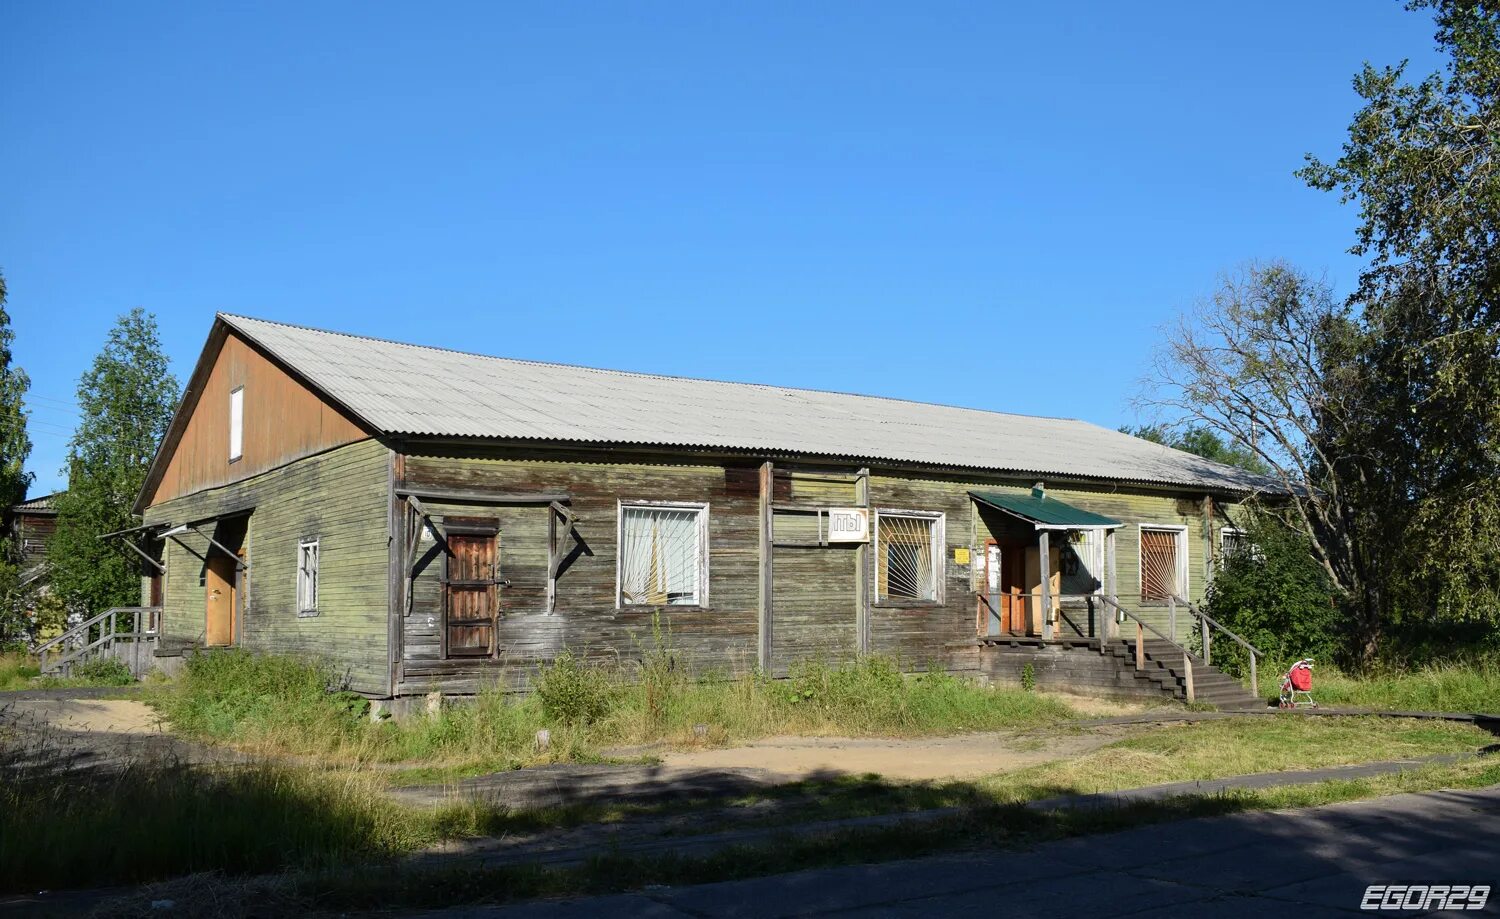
[1139,526,1185,603]
[876,512,944,602]
[618,504,708,606]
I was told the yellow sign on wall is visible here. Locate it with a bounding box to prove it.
[953,547,971,565]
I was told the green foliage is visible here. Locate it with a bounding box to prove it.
[0,651,39,690]
[154,648,1076,771]
[1119,423,1270,475]
[1298,0,1500,651]
[0,272,35,648]
[68,656,135,686]
[0,757,435,893]
[533,652,617,726]
[0,273,31,511]
[1204,509,1340,674]
[1311,657,1500,713]
[154,649,365,744]
[49,308,179,615]
[1020,662,1036,692]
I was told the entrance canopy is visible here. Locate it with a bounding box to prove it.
[969,490,1121,530]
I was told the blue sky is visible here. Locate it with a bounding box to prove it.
[1,2,1443,496]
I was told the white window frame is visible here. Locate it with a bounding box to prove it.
[296,538,319,616]
[615,501,710,609]
[228,386,244,462]
[1219,526,1262,563]
[1138,524,1189,604]
[874,509,946,604]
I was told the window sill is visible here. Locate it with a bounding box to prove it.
[874,599,944,609]
[618,604,713,612]
[298,609,320,618]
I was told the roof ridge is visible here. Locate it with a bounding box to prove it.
[217,312,1089,426]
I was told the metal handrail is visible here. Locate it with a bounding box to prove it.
[1097,594,1203,702]
[1171,594,1261,700]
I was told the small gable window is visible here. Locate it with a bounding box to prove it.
[229,386,244,462]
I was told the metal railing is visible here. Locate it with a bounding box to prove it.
[1170,594,1262,700]
[1097,594,1204,702]
[36,606,160,678]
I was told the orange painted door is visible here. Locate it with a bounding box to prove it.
[205,553,237,646]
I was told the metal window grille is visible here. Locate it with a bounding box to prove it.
[878,514,938,601]
[1140,528,1178,602]
[619,506,703,606]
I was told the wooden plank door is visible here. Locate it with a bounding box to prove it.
[204,553,237,646]
[444,532,500,658]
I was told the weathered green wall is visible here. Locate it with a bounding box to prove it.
[143,438,392,694]
[399,448,761,695]
[396,446,1245,694]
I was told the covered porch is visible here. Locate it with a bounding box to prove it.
[971,486,1121,643]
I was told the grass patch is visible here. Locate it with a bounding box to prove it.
[89,757,1500,917]
[0,651,40,691]
[151,648,1076,769]
[1308,659,1500,713]
[0,651,136,691]
[991,714,1489,798]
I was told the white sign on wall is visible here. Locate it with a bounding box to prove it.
[826,507,869,543]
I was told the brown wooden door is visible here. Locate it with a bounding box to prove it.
[444,532,499,658]
[204,553,237,646]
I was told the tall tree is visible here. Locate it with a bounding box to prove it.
[0,272,36,646]
[49,309,178,615]
[1143,262,1386,665]
[1299,0,1500,644]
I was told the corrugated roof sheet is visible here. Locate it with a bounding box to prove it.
[220,313,1282,493]
[12,492,61,513]
[970,490,1122,527]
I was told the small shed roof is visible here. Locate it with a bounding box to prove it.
[969,490,1122,529]
[185,314,1282,494]
[11,492,61,514]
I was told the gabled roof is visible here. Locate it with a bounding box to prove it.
[970,490,1122,528]
[193,314,1279,495]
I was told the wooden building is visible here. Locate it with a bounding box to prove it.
[7,491,61,587]
[132,315,1277,701]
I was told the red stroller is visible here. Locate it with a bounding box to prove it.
[1279,659,1317,708]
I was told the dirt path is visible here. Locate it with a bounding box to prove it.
[651,727,1122,781]
[0,690,238,769]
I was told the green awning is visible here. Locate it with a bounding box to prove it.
[969,490,1121,529]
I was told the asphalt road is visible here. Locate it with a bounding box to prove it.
[412,784,1500,918]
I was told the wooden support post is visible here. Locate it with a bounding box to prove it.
[1135,620,1145,670]
[1038,529,1052,640]
[758,460,774,671]
[855,467,870,655]
[1183,652,1196,702]
[1104,529,1118,643]
[1250,651,1259,700]
[1201,617,1211,666]
[1168,595,1177,645]
[547,506,558,613]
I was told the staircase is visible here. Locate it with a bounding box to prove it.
[35,606,160,679]
[1103,637,1266,710]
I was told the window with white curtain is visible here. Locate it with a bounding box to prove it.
[876,511,944,602]
[617,503,707,606]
